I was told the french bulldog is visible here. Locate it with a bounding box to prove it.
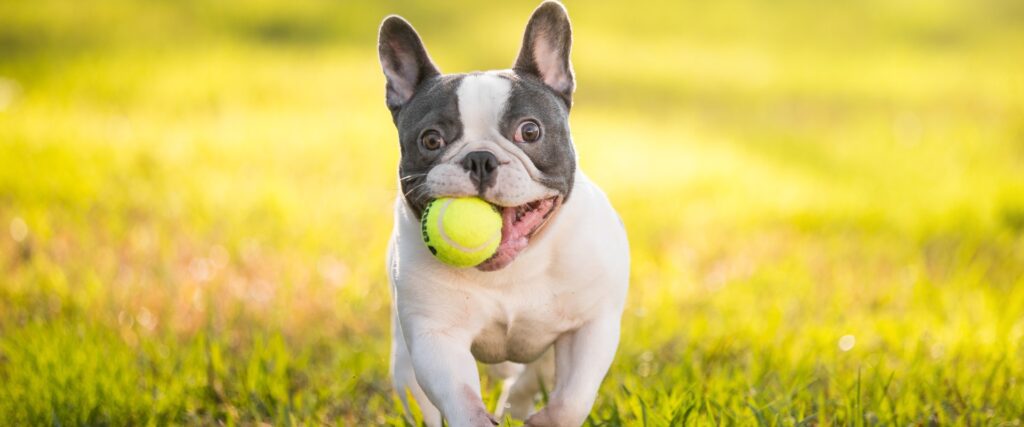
[378,2,629,426]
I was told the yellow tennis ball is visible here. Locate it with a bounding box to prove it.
[421,197,502,267]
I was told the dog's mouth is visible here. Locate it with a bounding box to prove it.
[476,196,562,271]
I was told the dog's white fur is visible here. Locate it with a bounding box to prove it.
[387,73,630,427]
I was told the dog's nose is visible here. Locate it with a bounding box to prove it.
[461,151,499,190]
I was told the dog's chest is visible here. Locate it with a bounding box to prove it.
[468,283,588,364]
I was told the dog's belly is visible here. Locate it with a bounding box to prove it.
[470,318,560,364]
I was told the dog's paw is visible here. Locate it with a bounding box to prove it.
[522,406,565,427]
[523,402,586,427]
[523,411,556,427]
[469,409,499,426]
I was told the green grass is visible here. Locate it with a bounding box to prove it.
[1,0,1023,425]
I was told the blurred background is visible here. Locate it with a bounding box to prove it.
[1,0,1023,425]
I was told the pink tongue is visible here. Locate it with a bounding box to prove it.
[476,209,528,271]
[476,199,554,271]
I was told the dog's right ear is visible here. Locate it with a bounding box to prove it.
[378,16,441,119]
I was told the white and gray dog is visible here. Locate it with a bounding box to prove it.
[378,2,629,426]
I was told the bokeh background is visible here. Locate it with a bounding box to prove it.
[2,0,1023,425]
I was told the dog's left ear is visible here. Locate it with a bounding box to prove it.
[514,1,575,108]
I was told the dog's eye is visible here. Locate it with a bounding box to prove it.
[420,130,445,150]
[514,120,542,143]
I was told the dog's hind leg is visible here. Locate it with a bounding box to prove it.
[504,349,555,420]
[486,362,524,419]
[391,310,442,427]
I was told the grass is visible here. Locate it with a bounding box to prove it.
[1,0,1023,425]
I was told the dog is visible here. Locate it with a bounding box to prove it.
[378,2,629,426]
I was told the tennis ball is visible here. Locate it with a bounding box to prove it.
[421,197,502,267]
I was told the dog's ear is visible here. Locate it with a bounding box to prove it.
[513,1,575,108]
[378,16,441,118]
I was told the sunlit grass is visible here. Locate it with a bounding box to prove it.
[1,0,1023,425]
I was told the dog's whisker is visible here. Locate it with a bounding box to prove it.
[399,174,427,182]
[403,182,428,198]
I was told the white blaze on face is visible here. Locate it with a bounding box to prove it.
[456,73,511,141]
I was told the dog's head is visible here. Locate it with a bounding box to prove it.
[378,1,577,271]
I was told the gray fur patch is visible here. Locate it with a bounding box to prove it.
[499,73,576,199]
[396,75,465,216]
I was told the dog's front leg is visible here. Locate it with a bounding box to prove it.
[525,312,621,427]
[404,321,497,427]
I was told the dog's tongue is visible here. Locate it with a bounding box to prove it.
[476,199,554,271]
